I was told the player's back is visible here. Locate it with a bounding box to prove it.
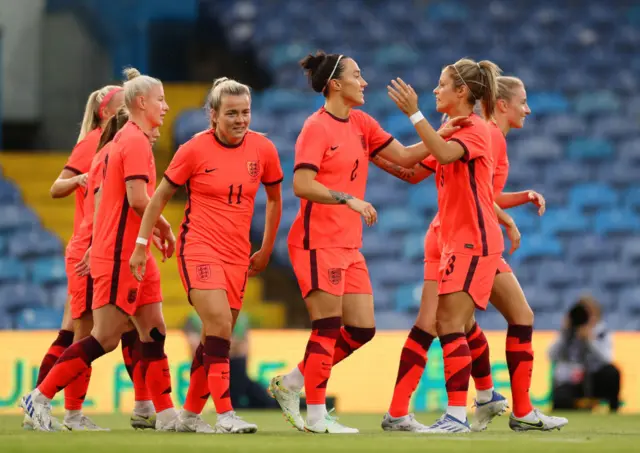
[92,122,155,262]
[437,113,503,256]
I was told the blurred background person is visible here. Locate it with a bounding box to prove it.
[548,296,620,413]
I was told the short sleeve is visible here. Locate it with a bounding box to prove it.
[363,113,393,158]
[448,124,489,163]
[492,150,509,196]
[260,139,284,186]
[420,155,438,172]
[164,141,196,187]
[294,120,328,172]
[65,138,96,175]
[122,134,152,183]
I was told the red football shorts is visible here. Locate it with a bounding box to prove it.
[496,255,512,274]
[438,252,502,310]
[91,255,162,316]
[177,257,248,311]
[289,246,372,298]
[423,223,442,281]
[65,256,93,320]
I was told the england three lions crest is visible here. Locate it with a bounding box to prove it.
[328,268,342,285]
[247,160,260,182]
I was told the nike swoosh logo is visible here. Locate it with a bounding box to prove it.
[330,146,339,150]
[205,168,217,173]
[516,420,544,428]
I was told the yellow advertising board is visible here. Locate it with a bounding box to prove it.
[0,330,638,414]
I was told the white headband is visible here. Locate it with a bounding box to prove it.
[324,55,344,91]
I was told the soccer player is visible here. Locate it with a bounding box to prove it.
[269,50,447,434]
[23,85,124,431]
[387,60,567,433]
[73,109,161,430]
[20,68,178,432]
[129,77,283,434]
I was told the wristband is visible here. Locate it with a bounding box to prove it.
[136,237,148,246]
[409,111,424,125]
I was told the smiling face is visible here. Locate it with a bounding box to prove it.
[138,83,169,128]
[328,58,368,107]
[500,84,531,129]
[212,94,251,143]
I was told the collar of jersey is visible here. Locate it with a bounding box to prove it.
[321,107,349,123]
[211,129,245,148]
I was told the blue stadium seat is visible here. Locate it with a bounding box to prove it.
[402,233,425,261]
[7,229,62,259]
[385,113,418,139]
[547,161,591,188]
[0,257,27,283]
[374,45,419,68]
[0,180,21,205]
[0,310,12,329]
[474,310,507,330]
[566,235,617,263]
[568,183,618,211]
[508,207,540,234]
[597,162,640,187]
[593,116,638,140]
[536,260,585,289]
[513,137,562,162]
[0,283,47,312]
[378,208,425,233]
[594,209,640,236]
[49,283,68,310]
[0,205,39,232]
[408,183,438,212]
[30,257,67,286]
[511,235,562,264]
[618,287,640,312]
[567,138,614,161]
[172,109,208,147]
[574,91,621,116]
[621,238,640,265]
[362,231,402,259]
[368,260,422,286]
[591,261,637,289]
[563,287,615,313]
[426,1,469,22]
[540,114,586,138]
[14,307,64,330]
[526,92,569,114]
[539,209,589,236]
[519,285,562,311]
[623,186,640,212]
[374,310,415,330]
[0,234,6,256]
[619,138,640,162]
[394,283,422,312]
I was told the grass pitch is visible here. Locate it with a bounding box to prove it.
[2,411,639,453]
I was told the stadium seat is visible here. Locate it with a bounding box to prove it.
[394,283,422,312]
[563,287,616,313]
[574,91,621,116]
[0,180,21,206]
[590,261,637,289]
[511,235,562,264]
[597,162,640,187]
[14,307,64,330]
[547,161,591,188]
[566,235,617,263]
[402,233,425,261]
[49,283,69,310]
[536,260,585,290]
[568,183,618,211]
[0,257,27,283]
[618,286,640,313]
[566,138,614,161]
[30,257,67,286]
[7,229,63,259]
[593,116,638,140]
[408,183,438,212]
[619,138,640,162]
[540,114,586,138]
[539,208,589,236]
[368,260,422,287]
[374,310,415,330]
[362,231,403,259]
[513,137,562,162]
[623,186,640,212]
[0,310,12,329]
[525,92,569,115]
[0,205,40,232]
[0,283,47,312]
[621,238,640,265]
[594,209,640,236]
[377,208,425,234]
[519,285,562,311]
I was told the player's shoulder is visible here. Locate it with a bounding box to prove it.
[245,130,275,148]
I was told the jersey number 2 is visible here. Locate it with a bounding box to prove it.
[350,159,359,181]
[228,184,243,204]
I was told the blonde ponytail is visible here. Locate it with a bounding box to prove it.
[122,66,162,110]
[76,84,123,143]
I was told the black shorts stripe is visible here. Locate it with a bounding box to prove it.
[370,136,394,158]
[124,175,150,183]
[294,163,319,173]
[310,249,319,291]
[303,201,313,250]
[83,275,94,317]
[179,181,193,302]
[164,173,180,187]
[419,162,436,172]
[467,160,488,256]
[262,177,284,186]
[463,256,480,293]
[64,165,82,175]
[109,195,130,305]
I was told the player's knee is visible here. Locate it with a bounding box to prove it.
[94,332,121,353]
[514,304,534,326]
[202,312,233,339]
[345,325,376,344]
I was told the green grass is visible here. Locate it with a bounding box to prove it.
[2,411,640,453]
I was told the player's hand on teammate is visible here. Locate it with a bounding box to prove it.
[346,198,377,227]
[129,245,147,282]
[75,246,91,276]
[248,248,271,277]
[438,116,473,138]
[75,173,88,188]
[505,221,521,255]
[387,78,419,116]
[528,191,546,216]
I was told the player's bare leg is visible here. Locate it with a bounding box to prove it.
[134,303,178,431]
[383,280,438,432]
[422,291,475,434]
[490,273,568,431]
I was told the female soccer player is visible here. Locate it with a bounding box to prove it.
[388,60,567,433]
[20,68,178,432]
[24,85,124,431]
[129,77,283,434]
[268,50,451,434]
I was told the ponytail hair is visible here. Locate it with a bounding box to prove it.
[446,58,502,120]
[77,85,122,143]
[122,66,162,110]
[97,108,129,151]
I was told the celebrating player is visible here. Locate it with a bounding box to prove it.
[130,77,283,434]
[20,68,177,432]
[268,50,446,434]
[24,85,123,431]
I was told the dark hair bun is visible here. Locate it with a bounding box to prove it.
[300,50,331,93]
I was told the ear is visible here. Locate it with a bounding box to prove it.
[136,95,146,111]
[330,78,341,92]
[210,109,218,125]
[497,98,508,113]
